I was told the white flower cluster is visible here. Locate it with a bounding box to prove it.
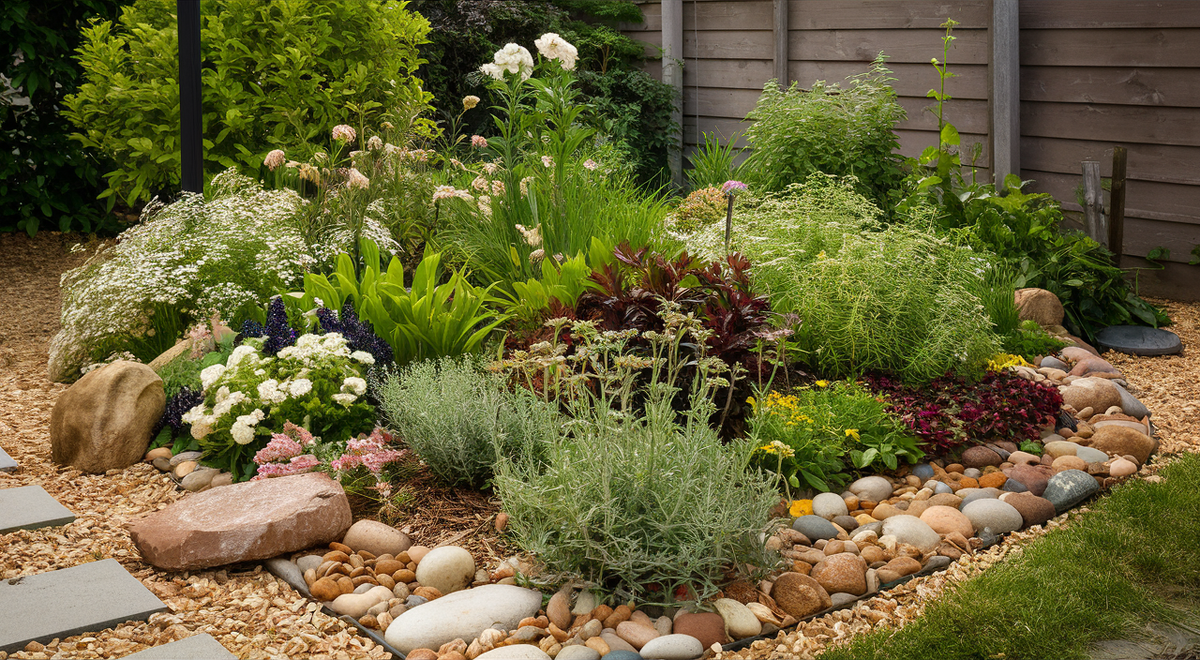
[277,333,351,366]
[481,43,534,81]
[534,33,578,70]
[49,169,323,381]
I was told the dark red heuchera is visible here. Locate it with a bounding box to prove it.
[863,371,1063,453]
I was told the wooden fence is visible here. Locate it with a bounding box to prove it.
[623,0,1200,295]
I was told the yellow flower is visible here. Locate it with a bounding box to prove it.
[815,380,828,387]
[845,428,860,441]
[789,500,813,517]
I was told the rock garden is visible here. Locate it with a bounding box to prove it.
[1,2,1198,659]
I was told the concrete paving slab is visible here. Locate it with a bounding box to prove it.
[0,559,167,654]
[0,445,16,472]
[121,633,235,659]
[0,485,75,533]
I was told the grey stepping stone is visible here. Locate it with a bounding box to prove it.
[1095,325,1183,356]
[0,446,16,472]
[0,559,167,653]
[0,485,75,533]
[121,633,235,659]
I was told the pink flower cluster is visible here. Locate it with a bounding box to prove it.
[252,422,319,480]
[331,429,409,475]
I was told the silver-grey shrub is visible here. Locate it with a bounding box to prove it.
[491,317,780,602]
[375,356,558,488]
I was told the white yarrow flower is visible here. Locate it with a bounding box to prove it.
[332,393,358,407]
[350,350,375,365]
[200,364,226,390]
[341,376,367,396]
[289,378,313,397]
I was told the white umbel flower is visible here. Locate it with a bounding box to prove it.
[534,33,578,70]
[341,376,367,396]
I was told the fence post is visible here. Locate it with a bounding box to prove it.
[1081,160,1105,244]
[774,0,789,85]
[992,0,1020,186]
[1109,146,1128,263]
[662,0,685,190]
[178,0,203,195]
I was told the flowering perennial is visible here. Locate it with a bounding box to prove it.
[534,33,579,70]
[480,43,534,81]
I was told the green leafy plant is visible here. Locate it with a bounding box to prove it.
[686,131,746,192]
[1002,320,1070,361]
[0,0,126,235]
[493,313,779,602]
[64,0,432,206]
[742,56,906,213]
[283,239,507,366]
[375,356,559,488]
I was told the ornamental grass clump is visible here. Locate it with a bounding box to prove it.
[491,311,779,602]
[375,356,559,488]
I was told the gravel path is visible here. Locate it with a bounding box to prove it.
[1,232,1194,659]
[0,233,386,659]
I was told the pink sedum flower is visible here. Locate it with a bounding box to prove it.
[332,124,357,143]
[721,180,748,194]
[471,135,488,149]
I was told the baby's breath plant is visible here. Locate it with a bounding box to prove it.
[182,333,377,481]
[374,356,559,488]
[491,310,779,603]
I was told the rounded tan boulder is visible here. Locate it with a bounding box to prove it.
[50,360,165,473]
[1014,288,1064,327]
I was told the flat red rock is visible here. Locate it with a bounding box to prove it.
[129,473,351,570]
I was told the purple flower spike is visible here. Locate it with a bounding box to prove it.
[721,180,748,195]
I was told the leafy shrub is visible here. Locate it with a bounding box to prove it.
[864,370,1063,453]
[749,381,922,492]
[375,356,559,488]
[690,177,1001,383]
[1002,320,1070,361]
[49,170,330,381]
[493,315,779,601]
[183,332,377,480]
[742,57,905,213]
[282,240,506,367]
[686,131,746,192]
[671,186,728,234]
[1,0,126,235]
[64,0,432,205]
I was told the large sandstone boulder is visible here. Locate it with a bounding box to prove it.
[50,360,165,473]
[129,473,351,570]
[1088,426,1158,464]
[1014,288,1064,327]
[1059,377,1121,414]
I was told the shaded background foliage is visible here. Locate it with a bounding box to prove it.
[1,0,127,235]
[412,0,676,187]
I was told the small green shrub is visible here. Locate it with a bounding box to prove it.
[742,57,905,213]
[493,315,779,601]
[375,356,558,488]
[1003,320,1070,361]
[686,131,745,192]
[64,0,432,206]
[671,186,728,234]
[749,381,922,493]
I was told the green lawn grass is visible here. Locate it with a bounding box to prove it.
[821,453,1200,660]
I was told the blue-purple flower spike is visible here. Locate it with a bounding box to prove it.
[262,297,297,355]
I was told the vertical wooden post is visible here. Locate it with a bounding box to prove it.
[773,0,789,85]
[178,0,203,195]
[662,0,684,190]
[991,0,1020,186]
[1081,160,1105,244]
[1109,146,1128,263]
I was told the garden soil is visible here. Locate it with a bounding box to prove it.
[0,232,1195,659]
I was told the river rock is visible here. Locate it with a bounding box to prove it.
[792,515,839,541]
[342,519,411,557]
[671,612,727,649]
[713,598,762,639]
[556,646,601,660]
[1109,458,1138,477]
[812,492,849,520]
[414,546,475,595]
[129,472,351,570]
[640,634,705,660]
[1060,378,1121,415]
[1007,464,1051,496]
[961,499,1023,535]
[881,515,940,553]
[770,572,831,618]
[810,553,867,596]
[50,360,165,473]
[331,585,393,618]
[962,446,1002,469]
[476,646,550,660]
[919,505,974,538]
[615,620,660,649]
[1002,492,1057,527]
[1088,426,1157,464]
[383,584,541,653]
[1111,383,1150,419]
[1042,469,1100,514]
[848,476,893,503]
[180,467,218,492]
[1015,288,1064,326]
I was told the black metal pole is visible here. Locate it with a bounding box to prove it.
[178,0,203,194]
